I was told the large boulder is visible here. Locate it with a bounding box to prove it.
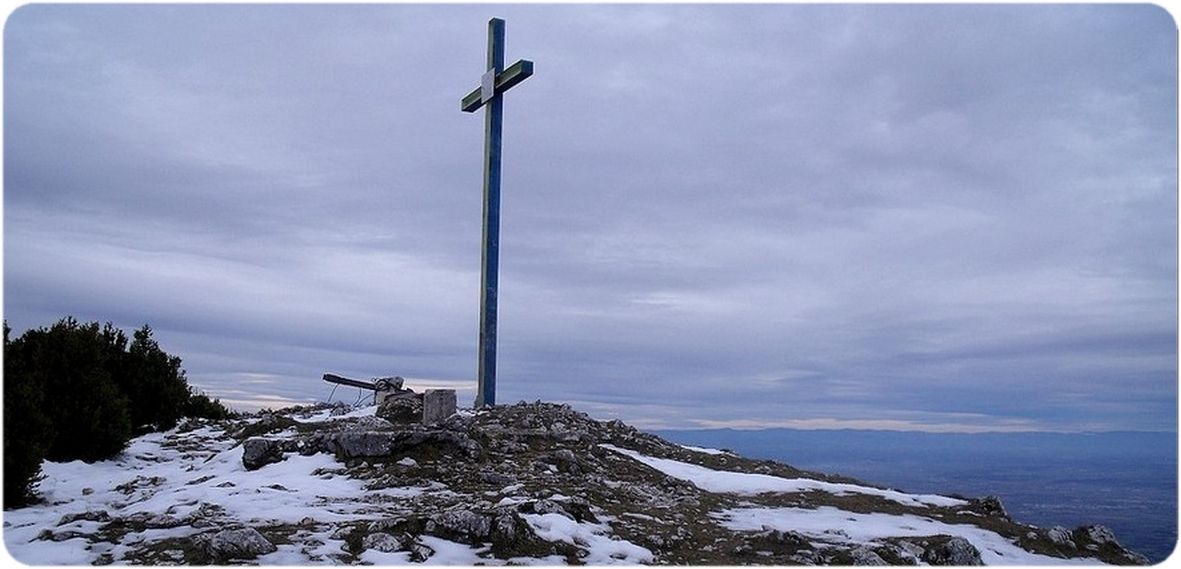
[378,393,423,424]
[242,438,285,470]
[426,509,492,543]
[331,431,396,459]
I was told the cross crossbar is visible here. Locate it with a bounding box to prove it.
[460,60,535,112]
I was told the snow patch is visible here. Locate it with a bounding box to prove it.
[359,535,489,565]
[4,421,396,564]
[679,444,729,455]
[718,506,1101,565]
[601,444,965,508]
[522,513,653,564]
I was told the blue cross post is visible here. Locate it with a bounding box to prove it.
[461,18,533,408]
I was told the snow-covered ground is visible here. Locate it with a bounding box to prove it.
[3,413,652,565]
[601,444,1108,566]
[3,423,394,564]
[523,513,654,564]
[4,408,1114,566]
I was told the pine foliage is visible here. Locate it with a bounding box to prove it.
[3,317,235,508]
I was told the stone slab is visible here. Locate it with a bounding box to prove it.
[423,389,457,424]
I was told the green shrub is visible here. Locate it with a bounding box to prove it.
[3,323,53,507]
[109,325,193,432]
[3,317,237,507]
[184,389,235,421]
[10,318,133,462]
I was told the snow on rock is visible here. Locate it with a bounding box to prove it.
[602,443,967,508]
[522,513,654,564]
[4,415,422,564]
[241,437,285,470]
[358,535,487,565]
[197,527,278,560]
[361,532,404,553]
[678,444,730,455]
[717,506,1098,565]
[1085,525,1119,545]
[1049,526,1077,548]
[923,536,984,566]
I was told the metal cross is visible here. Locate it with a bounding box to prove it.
[460,18,533,408]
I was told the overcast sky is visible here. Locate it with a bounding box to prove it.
[4,4,1176,432]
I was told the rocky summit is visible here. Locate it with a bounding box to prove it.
[4,401,1151,565]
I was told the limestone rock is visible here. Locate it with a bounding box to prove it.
[378,393,423,424]
[922,537,983,566]
[873,542,921,565]
[405,537,435,562]
[1124,550,1152,564]
[426,509,491,543]
[242,438,285,470]
[969,495,1008,518]
[349,416,394,431]
[58,511,110,525]
[1048,526,1076,548]
[330,432,395,459]
[400,429,482,460]
[790,550,823,565]
[124,512,184,529]
[362,532,401,553]
[488,508,548,556]
[1084,525,1119,546]
[850,546,888,565]
[893,540,926,559]
[480,471,517,486]
[530,499,572,519]
[200,527,277,560]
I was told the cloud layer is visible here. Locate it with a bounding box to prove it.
[5,4,1176,431]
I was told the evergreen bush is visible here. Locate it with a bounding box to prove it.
[109,325,192,432]
[3,323,53,507]
[3,317,235,508]
[12,318,133,462]
[184,390,235,421]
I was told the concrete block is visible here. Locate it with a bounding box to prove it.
[423,389,457,424]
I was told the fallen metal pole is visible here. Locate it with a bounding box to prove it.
[322,373,378,391]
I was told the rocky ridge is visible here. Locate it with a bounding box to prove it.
[3,401,1151,565]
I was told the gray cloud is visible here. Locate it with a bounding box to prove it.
[4,4,1175,432]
